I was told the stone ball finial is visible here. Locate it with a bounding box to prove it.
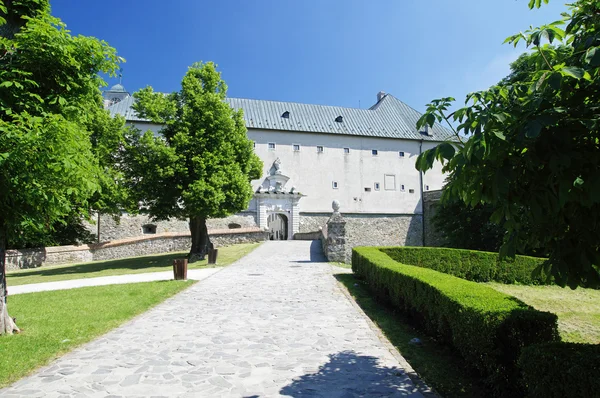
[332,200,341,212]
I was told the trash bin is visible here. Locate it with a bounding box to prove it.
[208,248,219,265]
[173,258,188,280]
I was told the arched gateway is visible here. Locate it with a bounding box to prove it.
[255,159,303,240]
[267,213,288,240]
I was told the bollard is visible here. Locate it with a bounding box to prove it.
[208,248,219,265]
[173,258,188,280]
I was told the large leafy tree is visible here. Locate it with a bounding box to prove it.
[0,0,124,334]
[416,0,600,288]
[125,62,262,261]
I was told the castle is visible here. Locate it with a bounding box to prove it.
[100,84,449,250]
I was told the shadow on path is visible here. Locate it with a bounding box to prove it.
[279,351,420,397]
[309,240,327,262]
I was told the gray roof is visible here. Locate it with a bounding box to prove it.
[107,93,454,142]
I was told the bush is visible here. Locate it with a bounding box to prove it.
[520,342,600,398]
[352,247,559,395]
[381,246,550,285]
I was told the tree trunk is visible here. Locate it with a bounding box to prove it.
[188,216,212,263]
[0,224,19,335]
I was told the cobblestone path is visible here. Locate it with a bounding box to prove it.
[1,241,423,397]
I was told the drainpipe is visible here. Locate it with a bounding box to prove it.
[418,140,425,247]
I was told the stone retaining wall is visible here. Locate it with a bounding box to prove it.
[6,228,268,271]
[423,190,444,247]
[304,212,423,263]
[90,213,259,242]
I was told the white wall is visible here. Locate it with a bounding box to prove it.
[126,121,448,216]
[248,129,446,215]
[128,122,165,137]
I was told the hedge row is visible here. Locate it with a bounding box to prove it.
[352,247,559,394]
[381,246,550,285]
[520,342,600,398]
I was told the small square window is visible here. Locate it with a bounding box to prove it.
[425,185,430,191]
[372,149,378,156]
[401,184,405,191]
[374,182,380,191]
[317,146,324,153]
[332,181,338,189]
[364,187,372,192]
[344,147,350,154]
[293,144,300,152]
[268,142,276,150]
[409,189,415,194]
[399,151,405,157]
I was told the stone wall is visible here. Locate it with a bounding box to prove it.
[298,213,330,234]
[89,213,259,242]
[5,228,268,271]
[423,190,444,247]
[343,214,423,263]
[302,212,423,262]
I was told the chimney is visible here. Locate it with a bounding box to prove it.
[377,91,386,102]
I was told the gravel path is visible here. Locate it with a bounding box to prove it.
[1,241,423,397]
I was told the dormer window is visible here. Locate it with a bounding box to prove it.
[335,116,343,123]
[282,111,290,119]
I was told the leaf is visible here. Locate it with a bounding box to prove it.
[0,81,13,87]
[437,143,456,160]
[561,66,584,79]
[547,72,562,90]
[573,177,584,188]
[493,131,506,140]
[524,120,543,138]
[585,47,600,67]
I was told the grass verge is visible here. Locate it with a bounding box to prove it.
[487,283,600,344]
[7,243,261,286]
[0,280,194,388]
[330,262,352,269]
[335,273,487,398]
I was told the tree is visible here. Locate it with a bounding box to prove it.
[433,201,506,252]
[125,62,262,262]
[416,0,600,288]
[0,0,124,334]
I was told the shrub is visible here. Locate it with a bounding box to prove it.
[520,342,600,398]
[352,247,559,395]
[381,246,550,285]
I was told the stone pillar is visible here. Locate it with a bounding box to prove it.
[324,200,346,263]
[257,198,268,230]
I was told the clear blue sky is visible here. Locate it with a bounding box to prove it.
[52,0,568,111]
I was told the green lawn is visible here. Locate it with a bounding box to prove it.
[487,283,600,344]
[7,243,261,286]
[330,261,352,269]
[0,280,194,388]
[335,273,487,398]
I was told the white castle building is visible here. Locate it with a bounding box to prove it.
[102,85,450,248]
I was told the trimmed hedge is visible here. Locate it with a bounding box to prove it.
[520,342,600,398]
[382,246,550,285]
[352,247,559,394]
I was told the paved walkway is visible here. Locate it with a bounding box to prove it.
[1,241,423,397]
[10,268,220,295]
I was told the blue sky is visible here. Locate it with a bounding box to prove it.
[52,0,568,111]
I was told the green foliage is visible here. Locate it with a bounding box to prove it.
[352,247,559,395]
[381,246,552,285]
[124,62,262,230]
[415,0,600,288]
[432,200,506,252]
[0,0,126,247]
[519,342,600,398]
